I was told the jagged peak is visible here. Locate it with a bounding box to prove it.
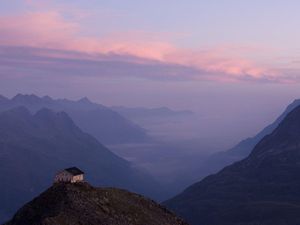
[11,94,42,103]
[77,97,92,104]
[12,93,38,99]
[34,108,76,131]
[275,105,300,133]
[42,95,53,101]
[247,105,300,160]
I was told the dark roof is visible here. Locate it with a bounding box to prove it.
[65,167,84,176]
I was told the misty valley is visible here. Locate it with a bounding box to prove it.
[1,94,300,225]
[2,1,300,224]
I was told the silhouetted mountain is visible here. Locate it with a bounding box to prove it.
[0,94,149,144]
[4,182,188,225]
[111,106,193,119]
[195,99,300,182]
[165,105,300,225]
[0,107,162,223]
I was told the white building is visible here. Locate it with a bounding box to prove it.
[54,167,84,183]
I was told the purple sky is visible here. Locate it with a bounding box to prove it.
[1,0,300,147]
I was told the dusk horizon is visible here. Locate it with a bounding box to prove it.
[2,1,300,225]
[2,1,300,148]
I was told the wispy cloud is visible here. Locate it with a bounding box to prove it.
[0,8,298,83]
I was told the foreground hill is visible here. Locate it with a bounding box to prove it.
[165,105,300,225]
[4,182,188,225]
[0,94,148,144]
[0,107,162,223]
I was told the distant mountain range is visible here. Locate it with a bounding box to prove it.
[0,107,163,223]
[165,105,300,225]
[0,94,149,144]
[4,182,188,225]
[111,106,193,119]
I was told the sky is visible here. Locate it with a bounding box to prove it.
[1,0,300,147]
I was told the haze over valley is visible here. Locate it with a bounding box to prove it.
[3,1,300,225]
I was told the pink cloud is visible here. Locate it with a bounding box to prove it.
[0,12,176,60]
[165,49,279,81]
[0,12,77,47]
[0,10,291,83]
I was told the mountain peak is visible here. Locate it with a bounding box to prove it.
[249,105,300,159]
[34,108,75,129]
[34,107,57,117]
[5,182,187,225]
[42,95,53,102]
[78,97,91,104]
[12,94,42,104]
[274,104,300,134]
[13,93,37,99]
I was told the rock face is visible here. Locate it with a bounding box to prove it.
[165,105,300,225]
[4,183,188,225]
